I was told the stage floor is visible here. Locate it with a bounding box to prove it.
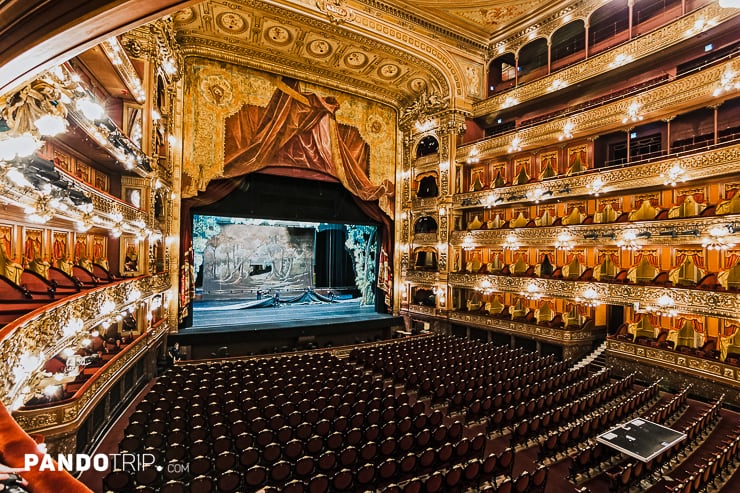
[187,298,390,334]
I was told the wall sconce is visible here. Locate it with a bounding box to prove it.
[548,79,568,92]
[466,148,480,164]
[508,135,522,153]
[660,162,686,187]
[439,160,450,172]
[610,53,633,69]
[559,120,575,140]
[554,231,574,251]
[438,207,446,217]
[502,96,518,108]
[476,278,497,295]
[617,230,649,251]
[576,285,601,307]
[622,100,644,124]
[502,233,520,250]
[520,282,542,300]
[461,234,475,251]
[713,62,739,97]
[701,225,736,251]
[587,176,605,196]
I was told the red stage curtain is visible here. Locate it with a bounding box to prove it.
[223,78,393,215]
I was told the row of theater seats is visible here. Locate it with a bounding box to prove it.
[0,263,116,327]
[604,396,725,492]
[665,433,740,493]
[568,384,692,481]
[537,376,659,463]
[106,335,557,492]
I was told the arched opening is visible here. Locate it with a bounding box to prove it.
[550,20,586,71]
[414,216,438,234]
[415,171,439,198]
[487,52,517,96]
[588,1,629,56]
[517,38,549,84]
[416,135,439,157]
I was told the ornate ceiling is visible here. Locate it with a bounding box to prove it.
[171,0,572,110]
[365,0,565,40]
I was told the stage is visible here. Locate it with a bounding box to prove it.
[172,298,404,359]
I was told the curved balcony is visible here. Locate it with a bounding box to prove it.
[448,272,739,320]
[448,310,605,345]
[464,56,740,159]
[453,143,740,210]
[475,3,737,118]
[0,273,171,409]
[12,320,167,434]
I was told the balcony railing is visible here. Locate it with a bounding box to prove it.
[0,273,171,408]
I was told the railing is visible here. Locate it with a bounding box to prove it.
[473,3,738,119]
[606,338,740,387]
[453,142,740,209]
[0,273,171,408]
[448,311,605,344]
[12,320,168,433]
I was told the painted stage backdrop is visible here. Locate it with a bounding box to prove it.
[193,216,314,296]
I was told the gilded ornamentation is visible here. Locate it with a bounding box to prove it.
[448,311,603,343]
[176,1,451,104]
[475,4,738,117]
[453,144,740,210]
[400,90,450,126]
[606,339,740,385]
[316,0,355,24]
[448,272,740,320]
[0,274,171,407]
[404,271,439,284]
[13,325,168,432]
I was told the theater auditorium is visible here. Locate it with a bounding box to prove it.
[0,0,739,492]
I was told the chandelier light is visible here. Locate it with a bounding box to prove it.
[502,96,518,108]
[466,147,480,164]
[576,285,601,307]
[587,176,605,196]
[660,162,686,187]
[476,278,497,295]
[719,0,740,8]
[508,135,522,153]
[554,231,574,251]
[559,120,575,140]
[461,234,475,251]
[76,97,105,121]
[0,133,43,160]
[502,233,520,250]
[653,294,678,318]
[521,282,542,300]
[701,225,736,251]
[713,62,739,97]
[610,53,633,69]
[617,231,644,251]
[34,114,68,136]
[622,100,644,124]
[548,79,568,92]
